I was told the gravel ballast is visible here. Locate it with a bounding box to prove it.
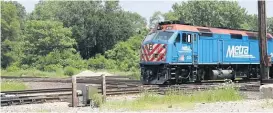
[186,99,273,112]
[2,97,273,112]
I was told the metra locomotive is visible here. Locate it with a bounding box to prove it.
[140,20,273,84]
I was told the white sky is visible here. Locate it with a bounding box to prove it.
[15,0,273,22]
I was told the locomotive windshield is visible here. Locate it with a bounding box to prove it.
[143,32,156,43]
[143,31,174,43]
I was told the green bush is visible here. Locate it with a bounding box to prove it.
[55,68,64,76]
[34,50,86,71]
[104,35,141,72]
[64,66,78,76]
[21,64,29,70]
[44,64,63,72]
[88,86,103,107]
[6,65,20,72]
[87,54,109,70]
[88,34,143,72]
[90,93,103,107]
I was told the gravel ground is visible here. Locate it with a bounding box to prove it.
[1,99,273,112]
[2,93,273,112]
[1,102,96,113]
[186,99,273,112]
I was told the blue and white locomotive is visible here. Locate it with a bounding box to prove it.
[140,21,273,84]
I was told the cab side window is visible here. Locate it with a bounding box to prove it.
[182,33,192,43]
[175,33,181,43]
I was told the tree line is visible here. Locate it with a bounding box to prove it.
[1,0,273,76]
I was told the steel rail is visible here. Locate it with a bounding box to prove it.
[1,79,264,106]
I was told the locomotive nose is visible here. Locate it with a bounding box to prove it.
[141,43,167,62]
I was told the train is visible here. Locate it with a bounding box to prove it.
[139,20,273,85]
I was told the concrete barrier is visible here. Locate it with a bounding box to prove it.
[260,84,273,99]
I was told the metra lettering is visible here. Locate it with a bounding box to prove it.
[226,45,255,58]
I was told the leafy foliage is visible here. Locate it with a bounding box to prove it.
[88,31,147,72]
[164,1,248,29]
[241,14,258,31]
[29,1,146,59]
[64,66,78,76]
[163,1,273,33]
[1,1,23,68]
[149,11,164,29]
[267,17,273,34]
[19,20,83,70]
[241,15,273,33]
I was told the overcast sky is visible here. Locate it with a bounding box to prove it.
[16,0,273,22]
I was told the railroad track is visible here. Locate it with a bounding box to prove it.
[1,88,72,106]
[1,80,262,106]
[0,75,262,85]
[1,75,140,84]
[1,75,268,106]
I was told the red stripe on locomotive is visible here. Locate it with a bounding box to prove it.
[141,44,167,62]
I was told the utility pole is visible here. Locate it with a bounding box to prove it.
[258,0,269,83]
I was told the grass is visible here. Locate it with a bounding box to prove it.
[1,80,28,91]
[110,71,140,80]
[1,68,140,79]
[100,85,243,111]
[88,68,140,80]
[1,69,70,78]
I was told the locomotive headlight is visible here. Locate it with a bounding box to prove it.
[149,44,153,50]
[157,25,163,30]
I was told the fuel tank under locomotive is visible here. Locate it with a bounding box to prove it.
[210,69,234,80]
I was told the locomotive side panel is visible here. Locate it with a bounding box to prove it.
[249,41,260,63]
[222,40,258,64]
[198,39,219,64]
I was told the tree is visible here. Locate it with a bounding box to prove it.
[10,1,26,29]
[241,15,273,34]
[1,1,21,42]
[28,0,60,20]
[87,29,149,71]
[267,17,273,34]
[19,20,84,70]
[29,1,146,59]
[125,12,147,32]
[1,1,24,68]
[163,11,178,21]
[149,11,164,29]
[241,14,258,31]
[164,1,247,28]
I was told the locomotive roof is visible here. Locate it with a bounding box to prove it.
[159,24,273,39]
